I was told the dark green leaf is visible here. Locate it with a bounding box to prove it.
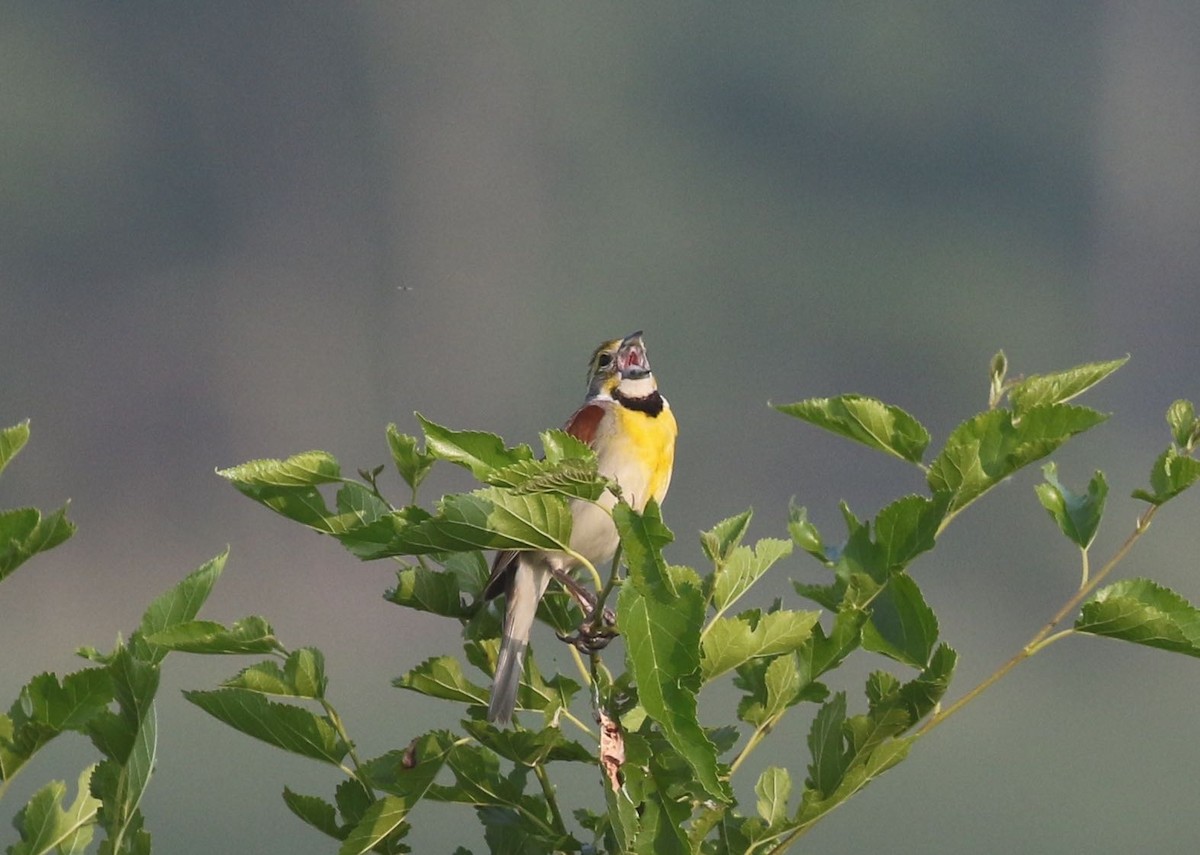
[393,656,489,706]
[1076,578,1200,657]
[806,692,847,796]
[862,572,939,668]
[385,565,468,618]
[359,731,456,802]
[1034,463,1107,549]
[9,765,100,855]
[418,414,533,479]
[387,424,435,493]
[872,494,949,573]
[615,502,730,802]
[700,509,753,564]
[183,689,348,765]
[0,419,31,475]
[701,609,820,681]
[1008,357,1128,414]
[282,789,344,841]
[1132,447,1200,505]
[775,395,930,464]
[462,721,593,766]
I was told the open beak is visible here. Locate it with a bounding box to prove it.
[617,331,650,379]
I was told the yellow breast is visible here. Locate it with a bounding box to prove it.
[602,401,677,510]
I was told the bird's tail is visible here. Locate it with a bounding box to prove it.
[487,559,551,726]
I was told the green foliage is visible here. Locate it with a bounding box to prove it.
[5,359,1199,853]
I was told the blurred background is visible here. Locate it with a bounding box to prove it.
[3,3,1198,852]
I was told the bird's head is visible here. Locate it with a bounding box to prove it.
[586,331,658,399]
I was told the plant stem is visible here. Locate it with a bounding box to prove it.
[917,504,1159,738]
[534,763,567,836]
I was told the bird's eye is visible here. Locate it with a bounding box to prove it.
[597,353,613,368]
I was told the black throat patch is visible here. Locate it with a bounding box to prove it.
[614,389,665,416]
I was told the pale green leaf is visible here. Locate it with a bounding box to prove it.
[418,414,533,479]
[145,616,278,656]
[0,504,76,581]
[700,508,753,564]
[775,395,930,464]
[755,766,791,829]
[218,450,341,488]
[1132,447,1200,505]
[338,795,411,855]
[711,538,794,614]
[393,656,489,706]
[9,766,100,855]
[1008,356,1128,414]
[130,551,227,664]
[0,420,31,476]
[387,424,435,493]
[1167,399,1199,450]
[701,610,820,681]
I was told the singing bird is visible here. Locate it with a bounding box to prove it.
[484,331,677,725]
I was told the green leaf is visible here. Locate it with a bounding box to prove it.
[282,789,344,841]
[735,651,806,728]
[394,656,489,706]
[217,450,342,488]
[9,669,114,742]
[218,452,342,531]
[484,458,606,501]
[787,503,828,564]
[775,395,931,464]
[9,765,101,855]
[183,688,348,765]
[1132,447,1200,505]
[701,610,821,682]
[341,488,574,559]
[0,419,31,476]
[927,404,1108,514]
[1167,399,1199,451]
[387,424,436,493]
[359,731,456,804]
[418,414,533,479]
[1034,463,1107,549]
[0,504,76,582]
[145,616,279,656]
[338,795,411,855]
[871,494,949,573]
[385,564,468,618]
[461,721,593,766]
[129,551,227,665]
[755,766,791,829]
[710,538,794,615]
[223,648,327,699]
[1008,356,1128,415]
[700,509,753,564]
[539,428,595,464]
[806,692,847,796]
[862,572,939,668]
[614,502,730,803]
[794,735,911,830]
[1076,578,1200,657]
